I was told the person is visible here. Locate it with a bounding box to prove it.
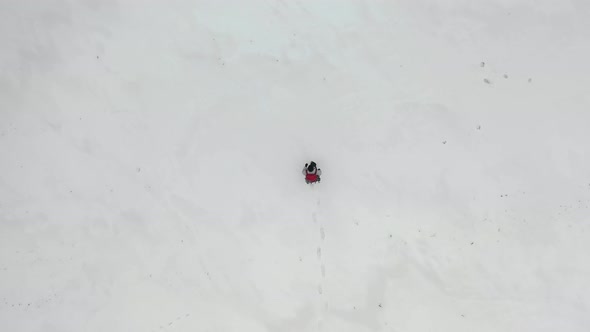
[302,161,321,184]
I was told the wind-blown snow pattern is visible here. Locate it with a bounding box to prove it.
[1,1,590,331]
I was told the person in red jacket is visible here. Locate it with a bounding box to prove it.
[303,161,321,184]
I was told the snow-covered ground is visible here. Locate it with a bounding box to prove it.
[1,1,590,331]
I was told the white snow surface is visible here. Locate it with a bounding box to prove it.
[1,1,590,331]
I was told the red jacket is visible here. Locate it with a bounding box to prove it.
[303,166,321,183]
[306,173,318,182]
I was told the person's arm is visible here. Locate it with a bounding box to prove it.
[317,168,322,176]
[302,166,308,175]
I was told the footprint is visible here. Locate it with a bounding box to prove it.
[318,285,323,294]
[312,213,317,223]
[320,227,325,241]
[321,265,326,278]
[317,247,322,259]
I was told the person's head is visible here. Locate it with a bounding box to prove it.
[308,161,316,172]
